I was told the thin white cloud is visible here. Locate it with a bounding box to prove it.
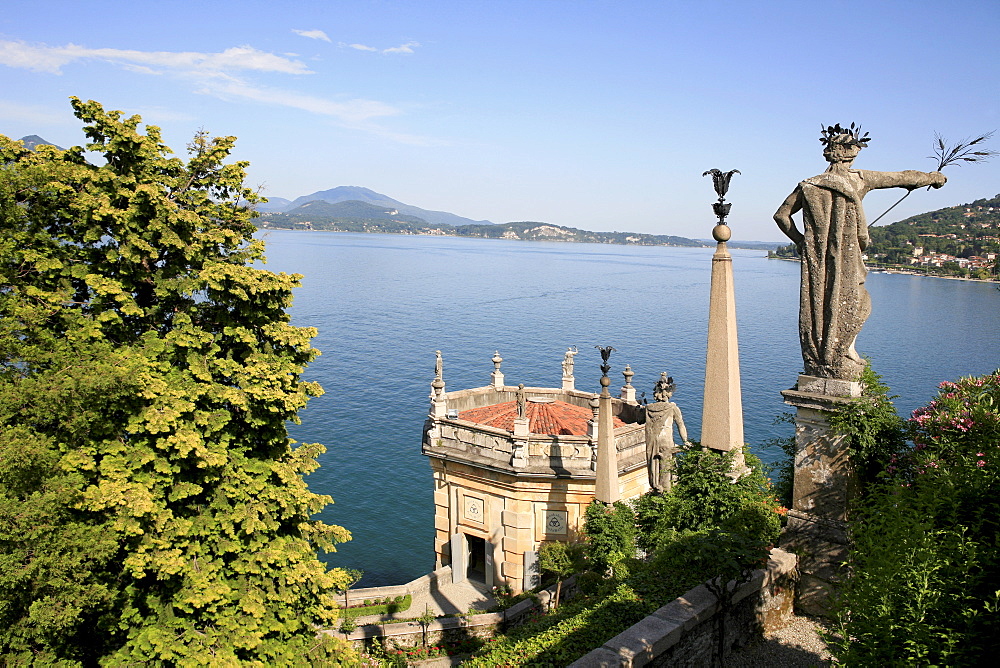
[209,80,399,124]
[205,80,440,146]
[0,39,435,145]
[0,40,312,76]
[292,29,332,43]
[382,41,420,55]
[339,41,421,55]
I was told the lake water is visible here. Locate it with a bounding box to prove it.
[258,230,1000,587]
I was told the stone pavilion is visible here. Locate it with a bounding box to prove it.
[422,351,650,593]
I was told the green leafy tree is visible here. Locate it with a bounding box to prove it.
[335,568,365,611]
[537,541,582,611]
[634,446,782,551]
[0,99,354,665]
[582,500,635,576]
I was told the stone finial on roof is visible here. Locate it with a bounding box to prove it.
[621,364,636,403]
[491,351,505,390]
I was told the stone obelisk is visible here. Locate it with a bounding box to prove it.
[700,170,747,474]
[594,346,620,504]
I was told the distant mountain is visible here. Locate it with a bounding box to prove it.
[19,135,64,150]
[268,186,492,228]
[259,205,718,248]
[256,196,292,213]
[257,185,780,250]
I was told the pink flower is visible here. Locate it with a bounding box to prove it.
[977,453,985,457]
[978,460,986,467]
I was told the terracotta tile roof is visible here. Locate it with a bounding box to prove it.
[458,398,625,436]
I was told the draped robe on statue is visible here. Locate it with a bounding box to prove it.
[643,400,684,493]
[791,169,940,380]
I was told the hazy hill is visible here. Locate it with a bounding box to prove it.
[259,205,714,248]
[19,135,64,150]
[270,185,492,228]
[771,194,1000,278]
[256,196,292,212]
[281,199,430,226]
[257,185,778,248]
[865,193,1000,263]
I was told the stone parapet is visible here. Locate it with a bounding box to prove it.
[424,418,645,477]
[569,548,798,667]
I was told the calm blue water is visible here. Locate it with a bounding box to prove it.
[258,230,1000,586]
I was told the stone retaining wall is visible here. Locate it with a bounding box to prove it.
[330,551,795,665]
[569,548,797,667]
[329,573,576,651]
[342,583,411,607]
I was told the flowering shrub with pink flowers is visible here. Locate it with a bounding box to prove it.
[831,370,1000,666]
[903,371,1000,480]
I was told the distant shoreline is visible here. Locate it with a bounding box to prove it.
[257,225,783,252]
[768,255,1000,285]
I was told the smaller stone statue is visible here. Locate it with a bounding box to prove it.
[434,350,443,380]
[516,383,527,419]
[642,372,688,493]
[561,346,578,377]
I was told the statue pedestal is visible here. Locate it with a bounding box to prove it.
[780,375,860,616]
[511,417,529,468]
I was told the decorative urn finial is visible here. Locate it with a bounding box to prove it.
[702,168,740,241]
[595,345,616,395]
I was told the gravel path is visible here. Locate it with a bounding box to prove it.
[725,614,835,667]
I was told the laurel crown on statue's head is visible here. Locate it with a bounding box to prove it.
[653,372,675,400]
[820,122,871,148]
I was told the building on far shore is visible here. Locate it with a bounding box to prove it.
[422,351,649,592]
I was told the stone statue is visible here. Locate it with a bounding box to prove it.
[515,383,527,418]
[774,124,946,381]
[642,373,687,493]
[434,350,443,379]
[561,346,578,377]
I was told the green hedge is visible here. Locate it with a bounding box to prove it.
[338,594,411,618]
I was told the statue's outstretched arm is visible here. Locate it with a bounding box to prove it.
[862,169,946,191]
[774,189,804,247]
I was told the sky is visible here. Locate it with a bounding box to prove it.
[2,0,998,242]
